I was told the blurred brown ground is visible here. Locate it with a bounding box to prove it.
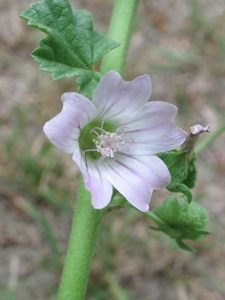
[0,0,225,299]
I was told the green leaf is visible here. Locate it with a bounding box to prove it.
[71,10,94,68]
[153,196,209,240]
[158,151,188,187]
[20,0,119,83]
[149,195,210,251]
[20,1,89,71]
[31,42,86,80]
[158,150,198,203]
[176,239,196,252]
[77,71,101,99]
[183,153,197,188]
[168,182,193,203]
[92,30,120,64]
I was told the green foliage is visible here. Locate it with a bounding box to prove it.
[183,154,197,188]
[150,195,210,252]
[158,150,197,203]
[20,0,119,98]
[76,70,101,99]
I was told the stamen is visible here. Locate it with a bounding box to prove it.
[84,125,133,164]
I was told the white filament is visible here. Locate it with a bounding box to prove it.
[93,130,125,159]
[82,124,133,163]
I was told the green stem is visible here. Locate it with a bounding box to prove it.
[142,211,178,237]
[58,179,105,300]
[100,0,139,76]
[124,202,178,237]
[112,196,179,238]
[195,121,225,155]
[58,1,139,299]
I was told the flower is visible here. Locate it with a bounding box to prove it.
[43,71,187,212]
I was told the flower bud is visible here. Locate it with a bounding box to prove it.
[151,195,209,251]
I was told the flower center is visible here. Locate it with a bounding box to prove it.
[92,127,126,161]
[79,120,133,163]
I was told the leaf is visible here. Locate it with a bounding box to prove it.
[31,42,86,80]
[77,71,101,99]
[20,1,90,72]
[92,30,120,64]
[20,3,92,78]
[176,239,195,252]
[149,195,210,251]
[183,153,197,188]
[71,10,94,68]
[158,151,188,186]
[168,182,192,203]
[158,150,198,203]
[20,0,119,82]
[152,195,209,240]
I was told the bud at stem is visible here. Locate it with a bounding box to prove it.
[180,124,210,160]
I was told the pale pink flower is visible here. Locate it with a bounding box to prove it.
[44,71,187,211]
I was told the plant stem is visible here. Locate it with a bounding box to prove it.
[58,1,139,299]
[58,179,105,300]
[100,0,139,76]
[195,121,225,155]
[124,201,179,237]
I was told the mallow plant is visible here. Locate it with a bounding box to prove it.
[20,1,212,299]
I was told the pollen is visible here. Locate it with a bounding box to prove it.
[81,124,133,163]
[93,131,126,159]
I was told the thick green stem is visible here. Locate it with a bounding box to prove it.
[100,0,139,76]
[58,179,105,300]
[58,1,139,299]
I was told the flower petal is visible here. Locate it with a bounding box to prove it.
[99,153,171,212]
[43,92,97,153]
[72,148,113,209]
[92,71,151,123]
[122,101,187,155]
